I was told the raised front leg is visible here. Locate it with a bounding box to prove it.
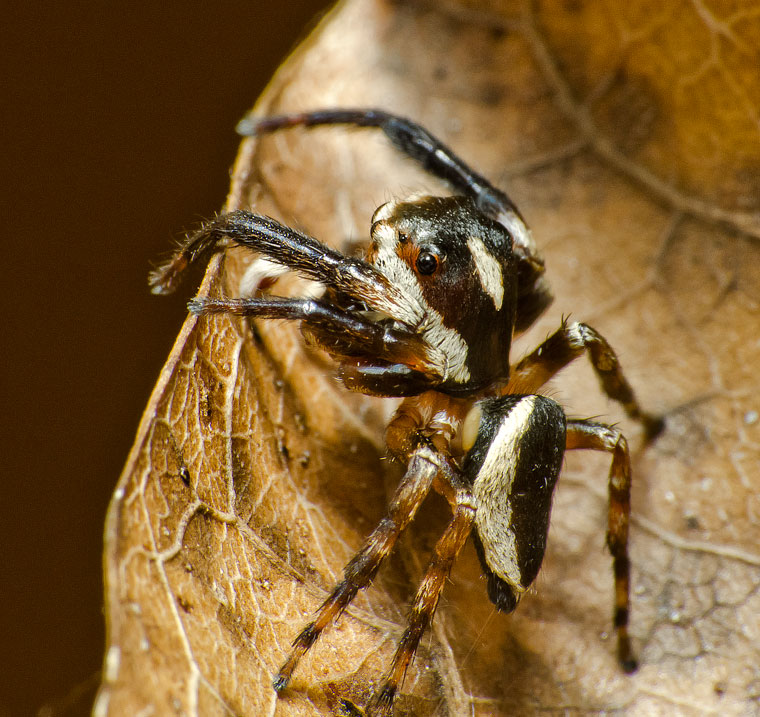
[149,212,398,309]
[237,108,518,218]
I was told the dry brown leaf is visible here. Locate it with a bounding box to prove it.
[95,1,760,715]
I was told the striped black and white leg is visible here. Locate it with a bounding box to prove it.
[565,419,638,672]
[509,319,663,440]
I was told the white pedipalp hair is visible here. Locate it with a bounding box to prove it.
[371,220,471,384]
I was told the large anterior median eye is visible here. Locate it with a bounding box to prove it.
[416,250,439,275]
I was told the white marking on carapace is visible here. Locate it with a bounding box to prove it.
[369,222,425,324]
[467,236,504,310]
[471,395,536,591]
[371,220,471,383]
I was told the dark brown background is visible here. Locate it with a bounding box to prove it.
[2,3,332,714]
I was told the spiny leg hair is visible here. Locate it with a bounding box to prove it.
[235,107,551,332]
[149,108,660,712]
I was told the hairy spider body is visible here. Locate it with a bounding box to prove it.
[150,108,661,716]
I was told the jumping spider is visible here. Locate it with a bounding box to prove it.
[150,109,662,715]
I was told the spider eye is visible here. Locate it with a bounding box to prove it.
[416,251,439,275]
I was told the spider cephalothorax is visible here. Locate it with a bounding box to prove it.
[369,196,518,386]
[150,108,661,716]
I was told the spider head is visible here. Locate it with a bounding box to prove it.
[367,195,518,393]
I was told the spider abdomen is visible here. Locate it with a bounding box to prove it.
[463,394,566,611]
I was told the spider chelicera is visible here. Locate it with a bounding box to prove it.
[150,109,662,716]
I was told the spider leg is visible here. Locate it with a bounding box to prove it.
[190,296,442,395]
[189,295,437,376]
[508,320,664,440]
[150,212,424,328]
[273,443,442,693]
[238,108,519,219]
[237,108,552,332]
[337,361,439,397]
[150,211,385,299]
[565,419,637,673]
[370,493,475,716]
